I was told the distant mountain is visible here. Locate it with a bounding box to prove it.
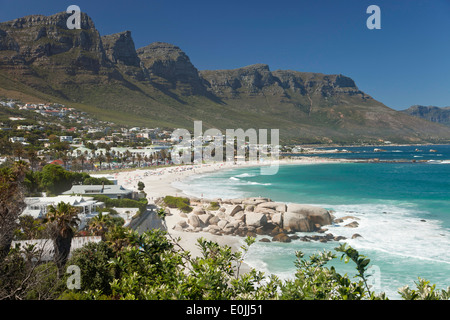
[1,11,450,144]
[400,105,450,127]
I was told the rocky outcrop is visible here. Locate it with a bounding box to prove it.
[136,42,206,95]
[0,12,107,71]
[167,197,350,243]
[200,65,365,99]
[401,105,450,127]
[102,31,140,67]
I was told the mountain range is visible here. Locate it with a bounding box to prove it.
[1,11,450,144]
[401,105,450,127]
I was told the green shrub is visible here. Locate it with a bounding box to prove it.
[208,201,220,210]
[163,196,192,213]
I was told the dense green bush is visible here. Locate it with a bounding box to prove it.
[93,195,148,214]
[163,195,192,213]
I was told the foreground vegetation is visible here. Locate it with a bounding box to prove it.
[2,215,450,300]
[0,161,449,300]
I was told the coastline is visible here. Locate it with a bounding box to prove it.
[114,157,349,265]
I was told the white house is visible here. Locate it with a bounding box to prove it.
[60,136,73,143]
[22,195,104,229]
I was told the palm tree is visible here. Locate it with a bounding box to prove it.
[88,212,109,240]
[27,149,39,172]
[44,202,80,274]
[78,153,86,172]
[136,153,142,168]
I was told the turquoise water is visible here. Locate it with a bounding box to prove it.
[174,145,450,299]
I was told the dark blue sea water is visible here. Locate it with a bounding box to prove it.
[174,145,450,299]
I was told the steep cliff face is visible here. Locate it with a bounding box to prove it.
[137,42,206,95]
[102,31,139,67]
[401,105,450,126]
[101,31,148,81]
[0,12,107,72]
[200,65,367,99]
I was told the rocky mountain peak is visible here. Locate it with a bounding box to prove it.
[136,41,205,94]
[102,30,140,67]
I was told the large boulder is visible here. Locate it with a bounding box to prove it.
[218,219,229,230]
[198,213,212,225]
[233,211,246,222]
[188,214,203,228]
[192,207,206,215]
[245,212,268,228]
[272,213,283,227]
[283,211,314,232]
[286,204,332,227]
[344,221,359,228]
[227,205,243,217]
[256,201,287,212]
[208,215,220,225]
[272,233,292,243]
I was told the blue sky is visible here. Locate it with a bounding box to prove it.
[1,0,449,110]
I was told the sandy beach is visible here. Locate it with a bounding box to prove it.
[113,157,348,265]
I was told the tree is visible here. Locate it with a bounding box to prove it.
[0,161,28,262]
[65,241,115,295]
[137,181,145,191]
[88,213,110,240]
[27,149,39,172]
[40,164,72,195]
[44,202,80,274]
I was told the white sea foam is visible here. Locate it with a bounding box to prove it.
[323,202,450,265]
[236,173,257,178]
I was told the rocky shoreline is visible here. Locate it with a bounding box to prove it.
[158,196,361,243]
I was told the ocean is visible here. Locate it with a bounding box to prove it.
[173,144,450,299]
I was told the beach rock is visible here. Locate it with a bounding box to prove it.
[218,219,229,230]
[245,205,255,212]
[269,226,285,236]
[351,233,362,239]
[193,207,206,215]
[208,215,220,225]
[344,221,359,228]
[228,220,241,229]
[198,213,212,225]
[230,198,245,205]
[334,236,347,241]
[246,231,257,237]
[245,212,268,228]
[173,224,184,231]
[341,215,360,221]
[259,238,271,242]
[228,205,243,216]
[233,211,246,222]
[243,199,266,206]
[256,201,287,212]
[272,213,283,227]
[272,233,292,243]
[177,220,189,229]
[208,225,222,234]
[286,204,332,227]
[283,211,314,232]
[254,207,277,215]
[188,214,203,228]
[255,227,266,235]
